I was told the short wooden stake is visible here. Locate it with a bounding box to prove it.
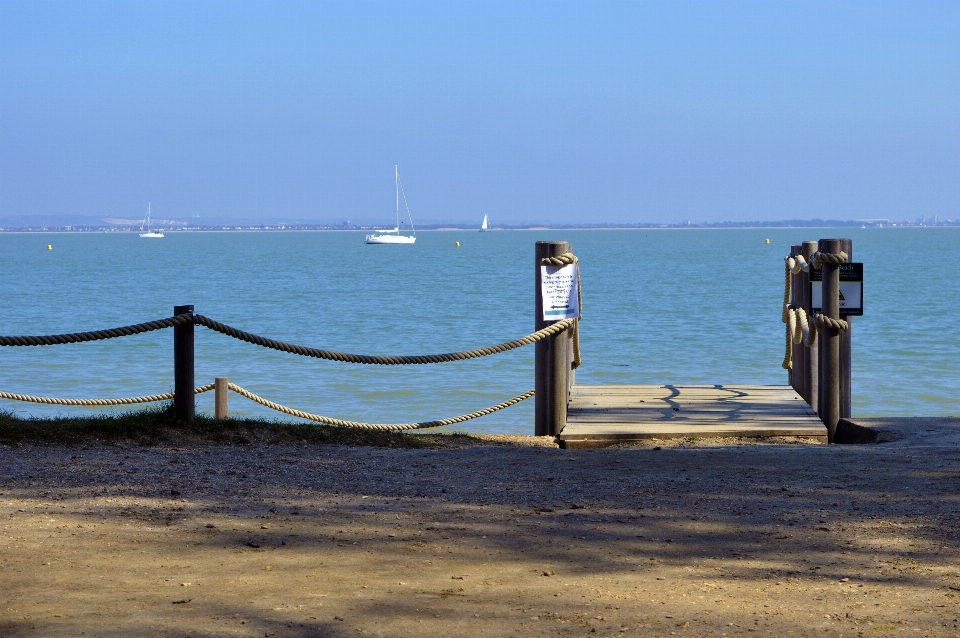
[535,241,571,437]
[801,241,818,411]
[173,304,195,423]
[818,239,843,442]
[215,377,229,419]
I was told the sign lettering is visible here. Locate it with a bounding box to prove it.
[809,263,863,316]
[540,264,580,321]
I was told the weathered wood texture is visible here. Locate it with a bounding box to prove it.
[819,238,843,442]
[214,377,229,420]
[790,244,803,396]
[173,304,195,423]
[535,241,571,437]
[839,238,853,420]
[801,241,818,412]
[561,384,826,448]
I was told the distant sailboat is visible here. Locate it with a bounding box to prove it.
[480,214,488,232]
[139,203,164,238]
[365,166,416,245]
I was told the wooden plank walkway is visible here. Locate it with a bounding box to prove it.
[561,384,826,448]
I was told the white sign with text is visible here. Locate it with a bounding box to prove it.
[540,263,580,321]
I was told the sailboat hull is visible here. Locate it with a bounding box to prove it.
[365,234,415,244]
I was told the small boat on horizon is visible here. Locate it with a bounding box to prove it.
[139,203,164,238]
[480,214,488,232]
[366,166,416,245]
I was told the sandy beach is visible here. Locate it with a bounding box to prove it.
[1,417,958,637]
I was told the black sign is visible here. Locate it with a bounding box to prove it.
[809,263,863,317]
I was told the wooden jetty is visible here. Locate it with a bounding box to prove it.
[535,237,855,446]
[560,384,826,448]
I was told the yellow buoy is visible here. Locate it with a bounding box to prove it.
[47,244,52,250]
[765,238,770,244]
[455,241,460,247]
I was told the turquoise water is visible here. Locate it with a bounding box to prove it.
[1,228,957,432]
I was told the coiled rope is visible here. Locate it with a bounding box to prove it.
[540,251,582,369]
[781,251,849,370]
[0,384,214,406]
[227,383,534,431]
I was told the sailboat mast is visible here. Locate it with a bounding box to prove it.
[395,165,400,229]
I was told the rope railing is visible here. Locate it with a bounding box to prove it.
[227,383,535,431]
[194,315,576,365]
[781,250,849,371]
[1,247,582,432]
[0,313,576,365]
[0,380,532,431]
[0,384,214,406]
[0,314,195,347]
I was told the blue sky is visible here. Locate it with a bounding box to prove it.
[1,1,957,225]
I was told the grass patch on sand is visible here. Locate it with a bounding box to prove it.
[0,404,487,449]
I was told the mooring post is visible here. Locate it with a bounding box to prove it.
[215,377,229,420]
[801,241,818,412]
[818,239,843,442]
[535,241,571,437]
[173,304,195,423]
[839,238,853,419]
[789,244,803,396]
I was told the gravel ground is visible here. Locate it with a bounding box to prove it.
[1,417,958,637]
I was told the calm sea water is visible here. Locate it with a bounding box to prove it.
[1,228,957,432]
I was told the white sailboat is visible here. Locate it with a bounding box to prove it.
[139,203,164,238]
[365,166,416,245]
[480,214,488,232]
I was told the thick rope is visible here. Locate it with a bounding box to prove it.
[540,252,582,369]
[811,313,848,332]
[0,384,214,406]
[227,383,534,431]
[0,314,195,347]
[781,306,810,370]
[811,250,848,268]
[195,315,575,365]
[0,312,577,365]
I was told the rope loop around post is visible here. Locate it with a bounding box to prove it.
[811,250,848,268]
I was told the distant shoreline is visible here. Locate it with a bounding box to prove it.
[2,221,957,233]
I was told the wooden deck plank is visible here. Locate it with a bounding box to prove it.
[561,384,826,448]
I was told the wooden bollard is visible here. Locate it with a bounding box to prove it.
[535,241,571,437]
[173,304,195,423]
[839,238,853,419]
[818,239,843,442]
[801,241,818,410]
[789,244,803,396]
[215,377,229,419]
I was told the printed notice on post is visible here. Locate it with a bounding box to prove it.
[540,264,580,321]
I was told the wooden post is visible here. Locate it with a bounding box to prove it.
[215,377,229,419]
[789,245,803,396]
[818,239,843,442]
[839,238,853,419]
[173,304,195,423]
[535,241,571,437]
[801,241,818,412]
